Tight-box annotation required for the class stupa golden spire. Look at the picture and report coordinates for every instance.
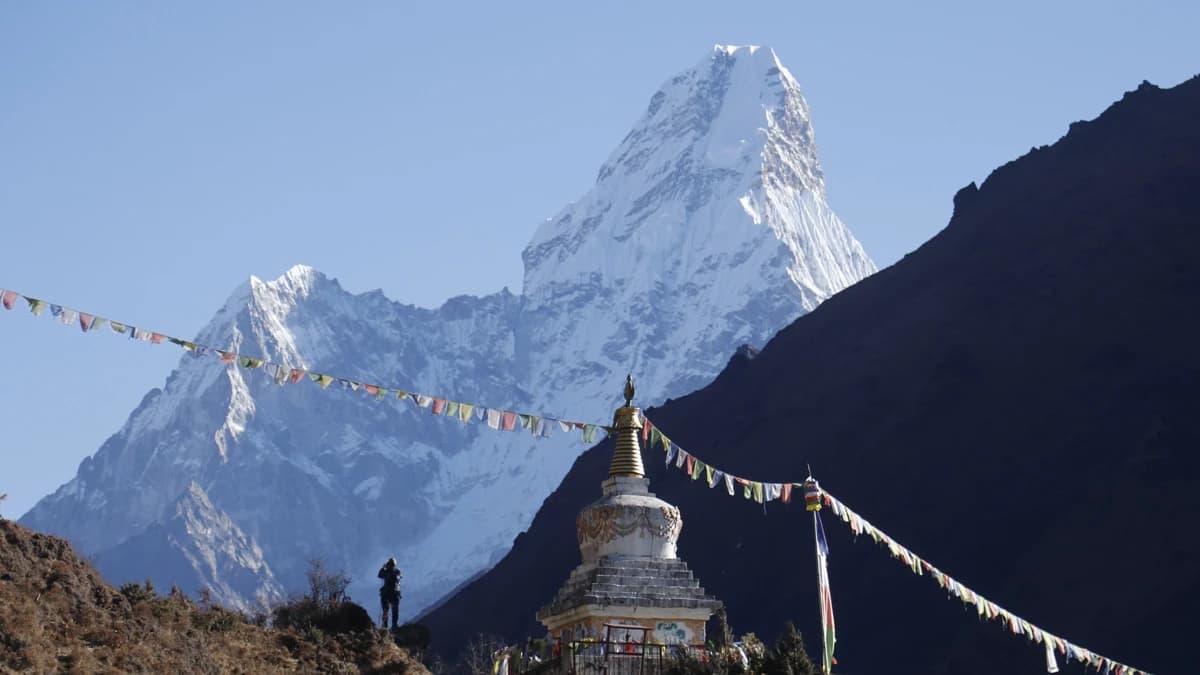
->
[607,374,645,478]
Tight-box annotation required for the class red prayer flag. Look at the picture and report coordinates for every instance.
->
[79,313,94,332]
[501,411,517,431]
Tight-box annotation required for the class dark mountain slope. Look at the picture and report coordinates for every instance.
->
[422,76,1200,675]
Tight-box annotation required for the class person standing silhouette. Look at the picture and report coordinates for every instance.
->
[378,557,402,629]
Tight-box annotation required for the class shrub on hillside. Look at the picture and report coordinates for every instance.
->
[272,558,373,638]
[118,579,156,606]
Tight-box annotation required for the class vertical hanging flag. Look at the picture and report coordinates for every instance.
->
[814,511,836,675]
[1045,639,1059,673]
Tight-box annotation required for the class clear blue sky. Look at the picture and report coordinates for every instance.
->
[1,1,1196,519]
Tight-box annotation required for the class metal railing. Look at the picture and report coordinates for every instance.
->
[520,638,705,667]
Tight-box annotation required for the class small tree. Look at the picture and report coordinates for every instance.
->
[306,558,350,608]
[273,558,371,636]
[459,634,507,675]
[763,623,817,675]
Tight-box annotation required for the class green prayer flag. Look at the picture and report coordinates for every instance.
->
[445,401,459,417]
[376,387,388,401]
[650,427,663,450]
[396,390,409,400]
[310,372,334,388]
[705,464,714,485]
[743,482,752,499]
[458,402,475,422]
[110,321,127,334]
[519,414,532,429]
[91,317,106,332]
[753,482,764,503]
[691,459,704,480]
[238,355,262,369]
[582,424,598,443]
[25,297,47,315]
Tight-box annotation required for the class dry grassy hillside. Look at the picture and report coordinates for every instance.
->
[0,518,428,674]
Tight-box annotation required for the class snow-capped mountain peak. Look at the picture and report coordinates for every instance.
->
[23,46,875,614]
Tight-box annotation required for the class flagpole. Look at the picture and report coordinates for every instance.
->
[812,508,824,673]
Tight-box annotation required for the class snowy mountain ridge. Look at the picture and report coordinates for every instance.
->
[23,45,875,613]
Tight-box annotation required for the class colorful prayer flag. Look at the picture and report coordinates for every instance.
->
[458,403,475,423]
[815,512,836,674]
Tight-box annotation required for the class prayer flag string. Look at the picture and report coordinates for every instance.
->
[0,286,610,444]
[642,414,1153,675]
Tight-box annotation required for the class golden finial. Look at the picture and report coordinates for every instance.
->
[609,375,645,478]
